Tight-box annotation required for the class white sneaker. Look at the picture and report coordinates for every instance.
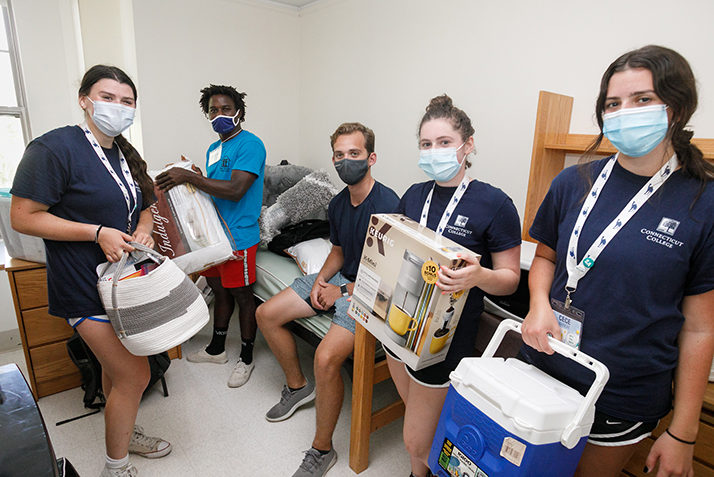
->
[99,462,138,477]
[128,425,172,459]
[186,346,228,364]
[227,359,255,388]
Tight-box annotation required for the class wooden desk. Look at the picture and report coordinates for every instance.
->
[3,251,180,400]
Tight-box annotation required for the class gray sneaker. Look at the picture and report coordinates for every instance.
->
[292,448,337,477]
[265,381,316,422]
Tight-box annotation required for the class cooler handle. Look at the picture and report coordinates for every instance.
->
[481,319,610,449]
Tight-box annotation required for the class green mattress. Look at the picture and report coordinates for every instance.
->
[254,246,333,339]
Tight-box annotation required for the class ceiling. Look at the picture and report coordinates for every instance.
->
[266,0,321,8]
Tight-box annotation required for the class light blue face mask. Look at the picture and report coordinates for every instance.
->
[418,142,465,182]
[602,104,669,158]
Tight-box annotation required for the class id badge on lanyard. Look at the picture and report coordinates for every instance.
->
[551,298,584,349]
[560,153,678,348]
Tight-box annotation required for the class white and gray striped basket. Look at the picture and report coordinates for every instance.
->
[97,242,209,356]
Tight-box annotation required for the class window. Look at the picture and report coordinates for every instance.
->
[0,0,30,189]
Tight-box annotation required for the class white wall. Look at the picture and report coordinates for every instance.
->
[4,0,714,336]
[131,0,301,172]
[297,0,714,214]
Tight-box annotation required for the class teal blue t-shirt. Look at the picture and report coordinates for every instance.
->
[205,130,266,250]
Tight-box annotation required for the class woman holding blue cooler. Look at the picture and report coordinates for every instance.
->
[521,45,714,477]
[386,95,522,477]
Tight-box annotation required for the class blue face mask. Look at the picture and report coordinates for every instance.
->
[602,104,669,158]
[211,111,241,135]
[418,143,465,182]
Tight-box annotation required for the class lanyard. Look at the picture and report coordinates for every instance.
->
[565,153,678,307]
[420,176,470,236]
[81,123,138,233]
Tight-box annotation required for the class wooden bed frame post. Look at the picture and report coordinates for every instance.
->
[350,323,376,472]
[523,91,573,241]
[350,322,406,473]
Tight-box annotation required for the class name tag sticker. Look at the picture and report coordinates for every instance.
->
[208,144,222,167]
[551,298,584,349]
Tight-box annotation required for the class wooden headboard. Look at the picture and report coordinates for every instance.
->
[523,91,714,242]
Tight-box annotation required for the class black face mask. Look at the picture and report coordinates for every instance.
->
[334,157,369,185]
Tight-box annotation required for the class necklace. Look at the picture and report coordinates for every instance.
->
[222,127,243,143]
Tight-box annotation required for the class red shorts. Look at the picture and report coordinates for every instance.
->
[200,244,258,288]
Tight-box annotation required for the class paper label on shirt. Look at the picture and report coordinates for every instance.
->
[551,298,584,349]
[208,144,222,167]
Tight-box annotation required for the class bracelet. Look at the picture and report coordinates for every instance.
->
[666,428,696,445]
[94,225,104,243]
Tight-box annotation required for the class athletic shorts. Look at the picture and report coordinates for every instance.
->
[67,314,110,328]
[200,244,257,288]
[384,346,452,388]
[587,410,659,446]
[290,271,355,334]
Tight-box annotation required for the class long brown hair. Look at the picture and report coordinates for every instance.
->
[79,65,155,207]
[583,46,713,184]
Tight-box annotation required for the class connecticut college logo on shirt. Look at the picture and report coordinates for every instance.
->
[640,217,684,249]
[444,215,472,238]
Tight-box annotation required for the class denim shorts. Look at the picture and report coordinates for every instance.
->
[290,272,355,334]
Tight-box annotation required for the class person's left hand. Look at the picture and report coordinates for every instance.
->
[132,230,154,249]
[314,279,340,310]
[644,431,695,477]
[437,253,484,294]
[154,167,196,191]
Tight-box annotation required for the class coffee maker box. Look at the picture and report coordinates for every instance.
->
[348,214,478,371]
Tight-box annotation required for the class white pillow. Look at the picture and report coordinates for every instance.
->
[285,238,332,275]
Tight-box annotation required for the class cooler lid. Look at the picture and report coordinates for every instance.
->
[451,357,586,433]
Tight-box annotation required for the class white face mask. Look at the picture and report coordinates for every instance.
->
[87,98,136,137]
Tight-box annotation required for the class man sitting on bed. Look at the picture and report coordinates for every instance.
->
[256,122,399,477]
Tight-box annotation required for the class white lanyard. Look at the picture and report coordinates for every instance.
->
[81,122,138,233]
[565,153,678,307]
[420,176,470,236]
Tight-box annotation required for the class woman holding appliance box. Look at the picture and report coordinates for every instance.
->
[387,94,522,477]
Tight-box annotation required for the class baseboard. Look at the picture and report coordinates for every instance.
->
[0,329,22,353]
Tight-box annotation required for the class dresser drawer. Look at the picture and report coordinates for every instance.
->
[23,308,73,347]
[29,341,82,398]
[13,268,48,310]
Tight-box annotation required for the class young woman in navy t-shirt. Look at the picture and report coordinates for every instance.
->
[386,95,522,477]
[522,46,714,477]
[11,65,171,477]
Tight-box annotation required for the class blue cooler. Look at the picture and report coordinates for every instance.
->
[429,319,609,477]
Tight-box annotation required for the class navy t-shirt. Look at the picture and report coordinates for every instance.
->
[524,157,714,421]
[328,181,399,281]
[397,179,522,368]
[11,125,146,319]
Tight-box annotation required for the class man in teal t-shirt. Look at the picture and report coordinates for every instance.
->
[156,84,265,388]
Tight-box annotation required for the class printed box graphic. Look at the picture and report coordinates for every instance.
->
[348,214,478,370]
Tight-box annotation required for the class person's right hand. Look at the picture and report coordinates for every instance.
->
[154,167,196,191]
[309,279,326,311]
[97,227,134,263]
[521,303,561,355]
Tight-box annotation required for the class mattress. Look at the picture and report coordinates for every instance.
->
[254,246,332,338]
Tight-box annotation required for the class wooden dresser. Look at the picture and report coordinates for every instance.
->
[2,250,180,400]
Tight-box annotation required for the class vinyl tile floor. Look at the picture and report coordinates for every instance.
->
[0,323,412,477]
